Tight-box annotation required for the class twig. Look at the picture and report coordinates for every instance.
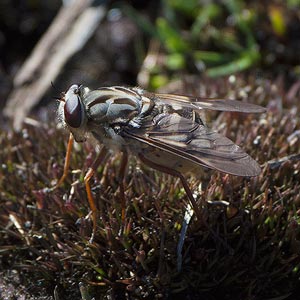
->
[4,0,106,130]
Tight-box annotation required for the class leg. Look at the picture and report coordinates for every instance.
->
[55,133,74,188]
[138,154,202,220]
[140,155,234,252]
[118,151,128,221]
[84,147,108,243]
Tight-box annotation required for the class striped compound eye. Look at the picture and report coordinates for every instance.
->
[64,85,83,128]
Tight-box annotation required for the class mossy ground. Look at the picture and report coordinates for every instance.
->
[1,76,300,299]
[1,1,300,299]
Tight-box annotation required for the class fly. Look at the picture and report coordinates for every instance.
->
[55,84,265,242]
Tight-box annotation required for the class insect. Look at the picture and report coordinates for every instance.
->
[55,84,265,241]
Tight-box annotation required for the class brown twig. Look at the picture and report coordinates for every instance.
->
[4,0,106,130]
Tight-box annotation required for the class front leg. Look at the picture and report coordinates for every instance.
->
[54,133,74,189]
[84,146,108,243]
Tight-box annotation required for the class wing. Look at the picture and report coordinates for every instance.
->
[123,113,261,176]
[147,92,266,113]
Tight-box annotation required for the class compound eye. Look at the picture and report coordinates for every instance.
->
[64,93,83,128]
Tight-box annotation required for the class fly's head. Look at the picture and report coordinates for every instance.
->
[58,84,89,143]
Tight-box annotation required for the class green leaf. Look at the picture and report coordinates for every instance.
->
[156,17,190,53]
[206,47,260,77]
[166,0,199,15]
[150,74,169,89]
[193,50,229,64]
[166,53,185,70]
[191,4,221,38]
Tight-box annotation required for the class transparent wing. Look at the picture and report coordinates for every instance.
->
[123,113,261,176]
[147,92,266,113]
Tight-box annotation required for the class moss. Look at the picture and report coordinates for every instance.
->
[1,75,300,299]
